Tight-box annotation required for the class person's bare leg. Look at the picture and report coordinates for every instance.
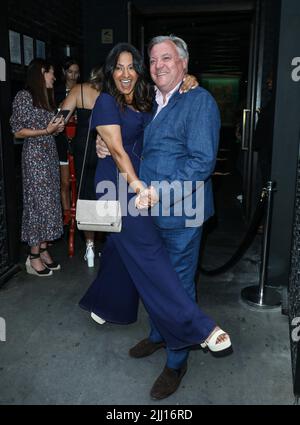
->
[84,232,95,267]
[84,231,94,243]
[29,244,47,271]
[40,242,53,263]
[60,164,70,223]
[40,242,61,270]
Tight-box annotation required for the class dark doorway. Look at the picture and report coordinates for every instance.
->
[129,2,258,224]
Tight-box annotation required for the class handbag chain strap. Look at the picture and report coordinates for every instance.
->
[77,110,119,200]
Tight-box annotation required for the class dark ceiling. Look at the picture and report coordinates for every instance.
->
[143,11,254,76]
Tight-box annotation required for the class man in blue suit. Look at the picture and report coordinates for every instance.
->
[97,35,221,400]
[133,35,221,399]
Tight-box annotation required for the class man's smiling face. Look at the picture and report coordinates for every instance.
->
[149,40,187,96]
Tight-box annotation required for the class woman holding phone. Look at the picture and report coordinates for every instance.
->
[10,58,65,276]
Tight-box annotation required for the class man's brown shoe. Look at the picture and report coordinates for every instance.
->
[129,338,165,358]
[150,363,188,400]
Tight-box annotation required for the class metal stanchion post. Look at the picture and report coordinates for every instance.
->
[241,181,281,308]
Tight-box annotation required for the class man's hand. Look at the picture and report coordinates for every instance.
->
[135,186,159,209]
[96,134,111,158]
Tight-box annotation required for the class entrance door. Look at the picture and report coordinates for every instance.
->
[241,0,264,221]
[128,0,260,222]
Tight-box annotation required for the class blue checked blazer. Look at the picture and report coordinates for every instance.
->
[139,86,220,229]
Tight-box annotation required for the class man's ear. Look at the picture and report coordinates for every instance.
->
[183,58,188,73]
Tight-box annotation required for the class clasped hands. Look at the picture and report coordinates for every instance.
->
[135,186,159,210]
[96,135,158,209]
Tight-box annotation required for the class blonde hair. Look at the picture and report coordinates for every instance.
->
[89,66,103,91]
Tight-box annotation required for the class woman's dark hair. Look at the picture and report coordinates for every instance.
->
[62,57,80,72]
[61,57,81,82]
[102,43,153,112]
[26,58,56,111]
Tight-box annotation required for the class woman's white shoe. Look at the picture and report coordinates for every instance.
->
[84,242,95,268]
[91,312,106,325]
[201,328,232,356]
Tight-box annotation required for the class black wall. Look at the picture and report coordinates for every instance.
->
[268,0,300,288]
[289,155,300,396]
[268,0,300,394]
[0,0,19,284]
[8,0,84,86]
[81,0,128,79]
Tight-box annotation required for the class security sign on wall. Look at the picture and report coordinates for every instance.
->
[101,29,113,44]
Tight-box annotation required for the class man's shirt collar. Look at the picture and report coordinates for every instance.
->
[154,81,182,107]
[153,81,182,119]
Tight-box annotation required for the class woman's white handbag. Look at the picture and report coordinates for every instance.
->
[76,199,122,232]
[75,114,122,233]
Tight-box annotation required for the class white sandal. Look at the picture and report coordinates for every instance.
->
[201,328,232,355]
[84,242,95,268]
[91,312,106,325]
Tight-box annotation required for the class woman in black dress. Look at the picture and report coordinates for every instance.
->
[54,58,81,225]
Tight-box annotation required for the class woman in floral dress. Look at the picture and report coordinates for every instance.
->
[10,58,65,277]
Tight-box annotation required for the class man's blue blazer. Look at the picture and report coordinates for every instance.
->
[139,86,220,229]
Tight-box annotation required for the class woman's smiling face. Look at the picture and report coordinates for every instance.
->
[113,51,138,102]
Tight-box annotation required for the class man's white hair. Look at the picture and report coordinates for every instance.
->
[148,35,189,62]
